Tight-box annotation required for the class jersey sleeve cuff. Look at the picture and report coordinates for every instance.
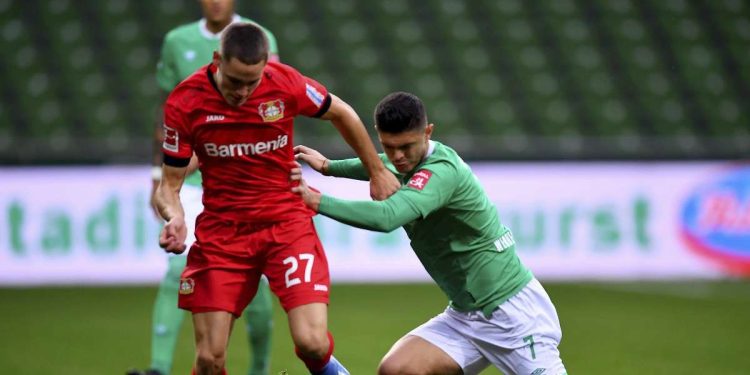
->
[312,94,332,118]
[163,153,191,167]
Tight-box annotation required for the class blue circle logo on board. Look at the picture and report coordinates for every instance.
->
[681,165,750,274]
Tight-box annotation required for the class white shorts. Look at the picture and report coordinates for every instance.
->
[179,184,203,252]
[409,278,567,375]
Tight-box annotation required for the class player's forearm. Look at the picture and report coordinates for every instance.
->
[328,102,387,178]
[318,193,420,232]
[155,185,184,222]
[155,166,186,221]
[327,158,370,180]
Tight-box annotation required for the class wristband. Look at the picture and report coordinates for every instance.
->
[151,166,162,181]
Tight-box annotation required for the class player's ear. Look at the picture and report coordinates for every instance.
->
[425,123,434,140]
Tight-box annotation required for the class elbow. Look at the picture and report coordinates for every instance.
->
[371,220,402,233]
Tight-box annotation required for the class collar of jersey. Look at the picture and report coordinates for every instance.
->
[206,64,222,98]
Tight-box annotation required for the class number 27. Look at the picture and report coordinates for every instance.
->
[283,253,315,288]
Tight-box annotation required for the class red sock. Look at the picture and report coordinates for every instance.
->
[295,331,335,372]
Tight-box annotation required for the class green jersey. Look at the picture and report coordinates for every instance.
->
[320,141,532,317]
[156,15,279,187]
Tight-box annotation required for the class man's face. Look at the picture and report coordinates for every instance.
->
[378,124,433,174]
[213,52,265,107]
[200,0,234,23]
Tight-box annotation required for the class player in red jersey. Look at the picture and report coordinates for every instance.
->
[154,23,400,375]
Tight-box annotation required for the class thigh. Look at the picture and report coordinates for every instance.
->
[192,311,235,354]
[287,302,328,346]
[380,335,467,375]
[406,311,490,375]
[263,218,330,311]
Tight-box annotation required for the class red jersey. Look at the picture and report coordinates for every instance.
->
[162,61,331,222]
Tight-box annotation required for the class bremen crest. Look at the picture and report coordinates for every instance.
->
[258,99,285,122]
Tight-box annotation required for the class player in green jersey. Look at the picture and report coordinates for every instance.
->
[291,92,567,375]
[129,1,278,375]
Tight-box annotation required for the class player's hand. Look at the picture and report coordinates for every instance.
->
[294,145,329,175]
[369,169,400,201]
[290,161,304,184]
[159,216,187,254]
[291,174,322,211]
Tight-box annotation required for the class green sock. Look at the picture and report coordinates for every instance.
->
[149,256,188,375]
[244,278,274,375]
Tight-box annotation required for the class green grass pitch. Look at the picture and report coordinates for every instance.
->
[0,281,747,374]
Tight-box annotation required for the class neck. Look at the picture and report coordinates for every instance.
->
[206,18,232,34]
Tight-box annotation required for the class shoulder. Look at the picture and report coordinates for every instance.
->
[426,142,463,169]
[416,142,467,183]
[262,61,306,88]
[166,66,210,109]
[163,21,200,44]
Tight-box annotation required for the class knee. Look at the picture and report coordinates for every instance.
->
[293,330,330,358]
[195,347,226,372]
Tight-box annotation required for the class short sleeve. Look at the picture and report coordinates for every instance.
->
[162,96,193,165]
[286,67,331,118]
[156,33,180,92]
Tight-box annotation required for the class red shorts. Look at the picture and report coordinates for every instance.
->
[178,212,330,316]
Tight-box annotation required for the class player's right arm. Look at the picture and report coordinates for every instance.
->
[155,163,188,254]
[155,93,194,254]
[150,31,182,218]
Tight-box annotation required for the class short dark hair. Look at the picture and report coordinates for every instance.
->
[374,92,427,133]
[220,23,269,65]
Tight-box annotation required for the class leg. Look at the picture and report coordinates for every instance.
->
[149,256,188,375]
[378,335,463,375]
[263,218,346,374]
[243,278,273,375]
[288,303,329,359]
[288,303,349,375]
[192,311,235,375]
[287,303,348,375]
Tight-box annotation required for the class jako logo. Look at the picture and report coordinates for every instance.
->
[204,135,288,157]
[680,166,750,275]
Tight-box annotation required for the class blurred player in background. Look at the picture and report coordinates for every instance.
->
[129,1,279,375]
[292,92,568,375]
[155,23,399,375]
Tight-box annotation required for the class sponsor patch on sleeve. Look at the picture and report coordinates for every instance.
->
[407,169,433,191]
[162,124,179,153]
[305,83,324,108]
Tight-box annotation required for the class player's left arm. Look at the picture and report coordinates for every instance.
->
[293,163,457,232]
[294,144,374,181]
[319,95,400,200]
